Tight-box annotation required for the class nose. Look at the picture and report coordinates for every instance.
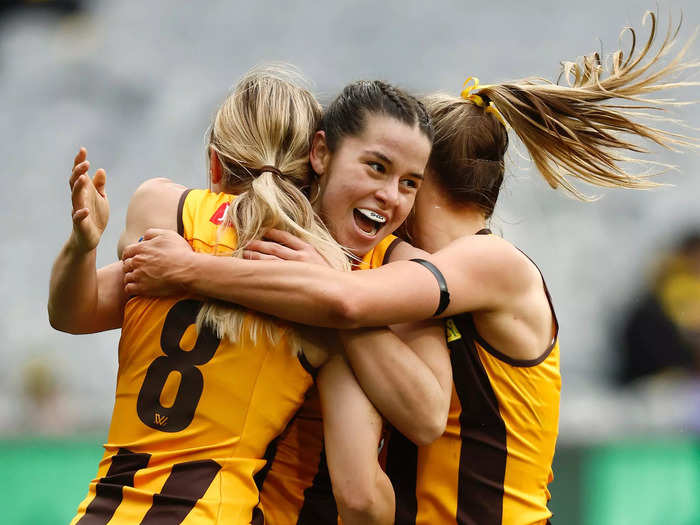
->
[375,178,400,209]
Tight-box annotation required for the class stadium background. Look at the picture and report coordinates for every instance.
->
[1,0,699,523]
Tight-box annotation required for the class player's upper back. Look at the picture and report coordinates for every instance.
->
[84,189,315,524]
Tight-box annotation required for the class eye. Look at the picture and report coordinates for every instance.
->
[367,161,386,173]
[401,178,419,189]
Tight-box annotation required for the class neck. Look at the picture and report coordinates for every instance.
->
[411,190,487,253]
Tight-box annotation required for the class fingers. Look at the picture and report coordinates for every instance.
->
[71,173,90,210]
[263,228,308,250]
[243,249,283,261]
[142,228,172,241]
[246,239,297,260]
[70,160,90,189]
[72,207,89,224]
[73,147,87,169]
[121,241,142,260]
[92,169,107,198]
[122,269,140,297]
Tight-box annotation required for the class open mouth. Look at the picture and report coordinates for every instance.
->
[353,208,387,236]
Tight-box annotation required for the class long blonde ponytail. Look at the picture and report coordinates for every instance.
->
[198,66,350,351]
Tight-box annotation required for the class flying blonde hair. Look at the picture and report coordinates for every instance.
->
[198,66,350,352]
[426,11,699,214]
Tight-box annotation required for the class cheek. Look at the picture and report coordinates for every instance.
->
[393,195,416,227]
[318,190,347,235]
[413,191,430,218]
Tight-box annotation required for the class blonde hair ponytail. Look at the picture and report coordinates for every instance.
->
[198,66,350,351]
[476,11,699,198]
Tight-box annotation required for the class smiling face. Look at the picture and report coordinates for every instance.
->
[312,113,432,257]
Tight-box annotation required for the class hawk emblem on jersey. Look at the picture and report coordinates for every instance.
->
[445,319,462,342]
[209,203,230,225]
[154,413,168,426]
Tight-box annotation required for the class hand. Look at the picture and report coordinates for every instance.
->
[69,147,109,253]
[243,229,331,266]
[122,229,194,296]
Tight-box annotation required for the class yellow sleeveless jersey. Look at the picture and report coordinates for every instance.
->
[257,234,402,525]
[71,189,315,525]
[385,229,560,525]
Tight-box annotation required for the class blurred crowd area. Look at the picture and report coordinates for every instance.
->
[1,0,699,446]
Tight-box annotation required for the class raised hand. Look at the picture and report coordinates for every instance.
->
[244,229,331,266]
[69,147,109,253]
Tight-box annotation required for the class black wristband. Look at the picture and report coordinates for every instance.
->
[410,258,450,316]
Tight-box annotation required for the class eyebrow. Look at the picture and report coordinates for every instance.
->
[365,150,393,166]
[364,150,424,180]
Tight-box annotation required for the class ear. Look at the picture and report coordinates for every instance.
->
[209,147,223,185]
[309,130,330,178]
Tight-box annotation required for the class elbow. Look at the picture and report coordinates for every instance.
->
[48,304,67,333]
[411,414,447,446]
[48,305,82,335]
[333,480,379,520]
[327,284,365,330]
[329,277,379,330]
[406,404,448,446]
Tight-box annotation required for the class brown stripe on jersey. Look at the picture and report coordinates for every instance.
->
[76,448,151,525]
[254,434,281,491]
[176,188,192,237]
[297,449,338,524]
[382,237,404,264]
[385,428,418,525]
[140,459,221,524]
[450,313,507,525]
[298,352,319,379]
[251,433,283,525]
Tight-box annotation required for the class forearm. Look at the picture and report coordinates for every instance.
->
[342,327,449,445]
[318,355,395,525]
[337,470,394,525]
[184,253,357,327]
[48,236,124,334]
[48,236,99,333]
[181,252,437,328]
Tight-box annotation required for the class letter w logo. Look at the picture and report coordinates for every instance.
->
[154,413,168,426]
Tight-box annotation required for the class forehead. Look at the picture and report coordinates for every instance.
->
[346,113,431,172]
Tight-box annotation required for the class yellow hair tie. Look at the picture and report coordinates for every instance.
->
[460,76,508,128]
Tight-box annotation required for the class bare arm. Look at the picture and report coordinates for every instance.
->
[124,230,454,443]
[341,320,452,446]
[318,354,394,525]
[123,229,534,328]
[48,148,124,333]
[48,148,186,334]
[123,230,437,327]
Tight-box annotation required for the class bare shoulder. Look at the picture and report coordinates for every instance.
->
[432,234,542,314]
[386,239,428,262]
[133,177,187,201]
[117,178,187,258]
[129,178,186,226]
[450,234,537,285]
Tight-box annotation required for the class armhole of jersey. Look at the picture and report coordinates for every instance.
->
[176,188,193,237]
[298,352,319,380]
[382,236,404,264]
[470,314,558,368]
[470,229,559,367]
